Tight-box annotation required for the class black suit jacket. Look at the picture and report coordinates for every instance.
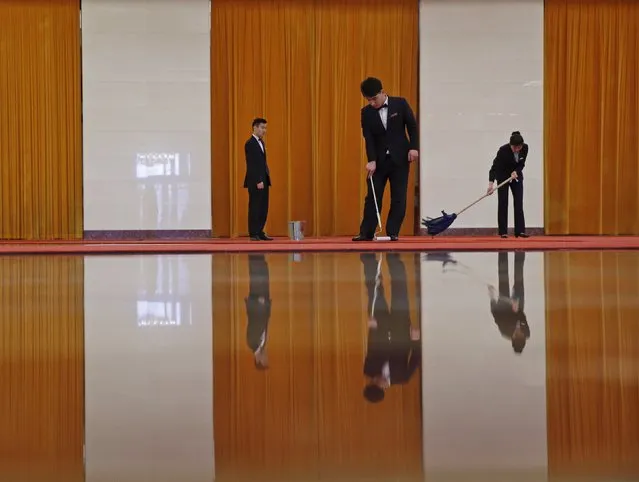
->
[361,96,418,165]
[488,143,528,182]
[243,136,271,188]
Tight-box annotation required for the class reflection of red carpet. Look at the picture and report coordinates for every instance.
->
[1,236,639,254]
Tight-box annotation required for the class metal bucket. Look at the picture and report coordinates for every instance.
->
[288,221,305,241]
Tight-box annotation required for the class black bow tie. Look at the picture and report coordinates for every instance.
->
[376,104,388,111]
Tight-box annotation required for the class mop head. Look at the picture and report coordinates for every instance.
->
[422,211,457,236]
[374,235,391,241]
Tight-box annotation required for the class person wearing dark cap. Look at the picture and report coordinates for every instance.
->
[353,77,418,242]
[488,251,529,354]
[487,131,530,238]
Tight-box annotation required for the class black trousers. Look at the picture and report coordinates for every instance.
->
[247,186,269,236]
[498,251,525,310]
[497,178,525,235]
[359,158,409,237]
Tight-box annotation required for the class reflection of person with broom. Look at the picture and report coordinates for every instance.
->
[422,251,529,353]
[489,251,529,354]
[361,253,421,403]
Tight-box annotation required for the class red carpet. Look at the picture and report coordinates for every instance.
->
[1,236,638,254]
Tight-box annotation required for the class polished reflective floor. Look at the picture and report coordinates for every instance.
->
[1,251,638,482]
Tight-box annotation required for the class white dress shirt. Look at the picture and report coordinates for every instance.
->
[378,96,389,130]
[252,134,264,153]
[378,96,389,155]
[382,361,391,384]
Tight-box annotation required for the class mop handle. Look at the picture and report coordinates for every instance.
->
[370,176,383,229]
[456,177,513,217]
[371,255,382,318]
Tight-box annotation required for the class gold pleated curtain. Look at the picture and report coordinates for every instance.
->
[545,0,639,234]
[0,256,85,482]
[211,0,418,237]
[0,0,83,240]
[545,251,639,478]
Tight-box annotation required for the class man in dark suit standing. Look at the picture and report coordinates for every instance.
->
[244,118,272,241]
[353,77,419,242]
[487,131,530,238]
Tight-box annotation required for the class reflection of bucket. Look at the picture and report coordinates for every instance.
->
[290,253,303,263]
[288,221,305,241]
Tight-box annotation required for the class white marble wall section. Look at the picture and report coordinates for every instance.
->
[419,0,544,229]
[84,255,214,482]
[82,0,211,231]
[420,251,547,481]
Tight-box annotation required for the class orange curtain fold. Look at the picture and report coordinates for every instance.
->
[0,0,83,240]
[544,0,639,234]
[545,251,639,478]
[0,255,85,482]
[212,253,422,481]
[211,0,418,237]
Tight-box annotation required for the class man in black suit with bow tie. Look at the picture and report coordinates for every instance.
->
[244,118,272,241]
[353,77,419,242]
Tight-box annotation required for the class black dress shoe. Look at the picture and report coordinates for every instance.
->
[389,235,399,241]
[500,234,508,239]
[249,235,261,241]
[515,233,530,238]
[259,233,273,241]
[352,234,373,242]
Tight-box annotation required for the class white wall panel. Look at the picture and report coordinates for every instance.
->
[420,251,547,481]
[84,254,214,481]
[82,0,211,231]
[419,0,544,230]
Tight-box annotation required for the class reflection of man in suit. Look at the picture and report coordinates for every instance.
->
[245,254,271,368]
[489,251,529,354]
[361,253,421,403]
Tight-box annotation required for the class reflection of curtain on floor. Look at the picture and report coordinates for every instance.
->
[212,253,422,481]
[0,256,84,481]
[0,0,83,240]
[544,251,639,477]
[545,0,639,234]
[211,0,418,237]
